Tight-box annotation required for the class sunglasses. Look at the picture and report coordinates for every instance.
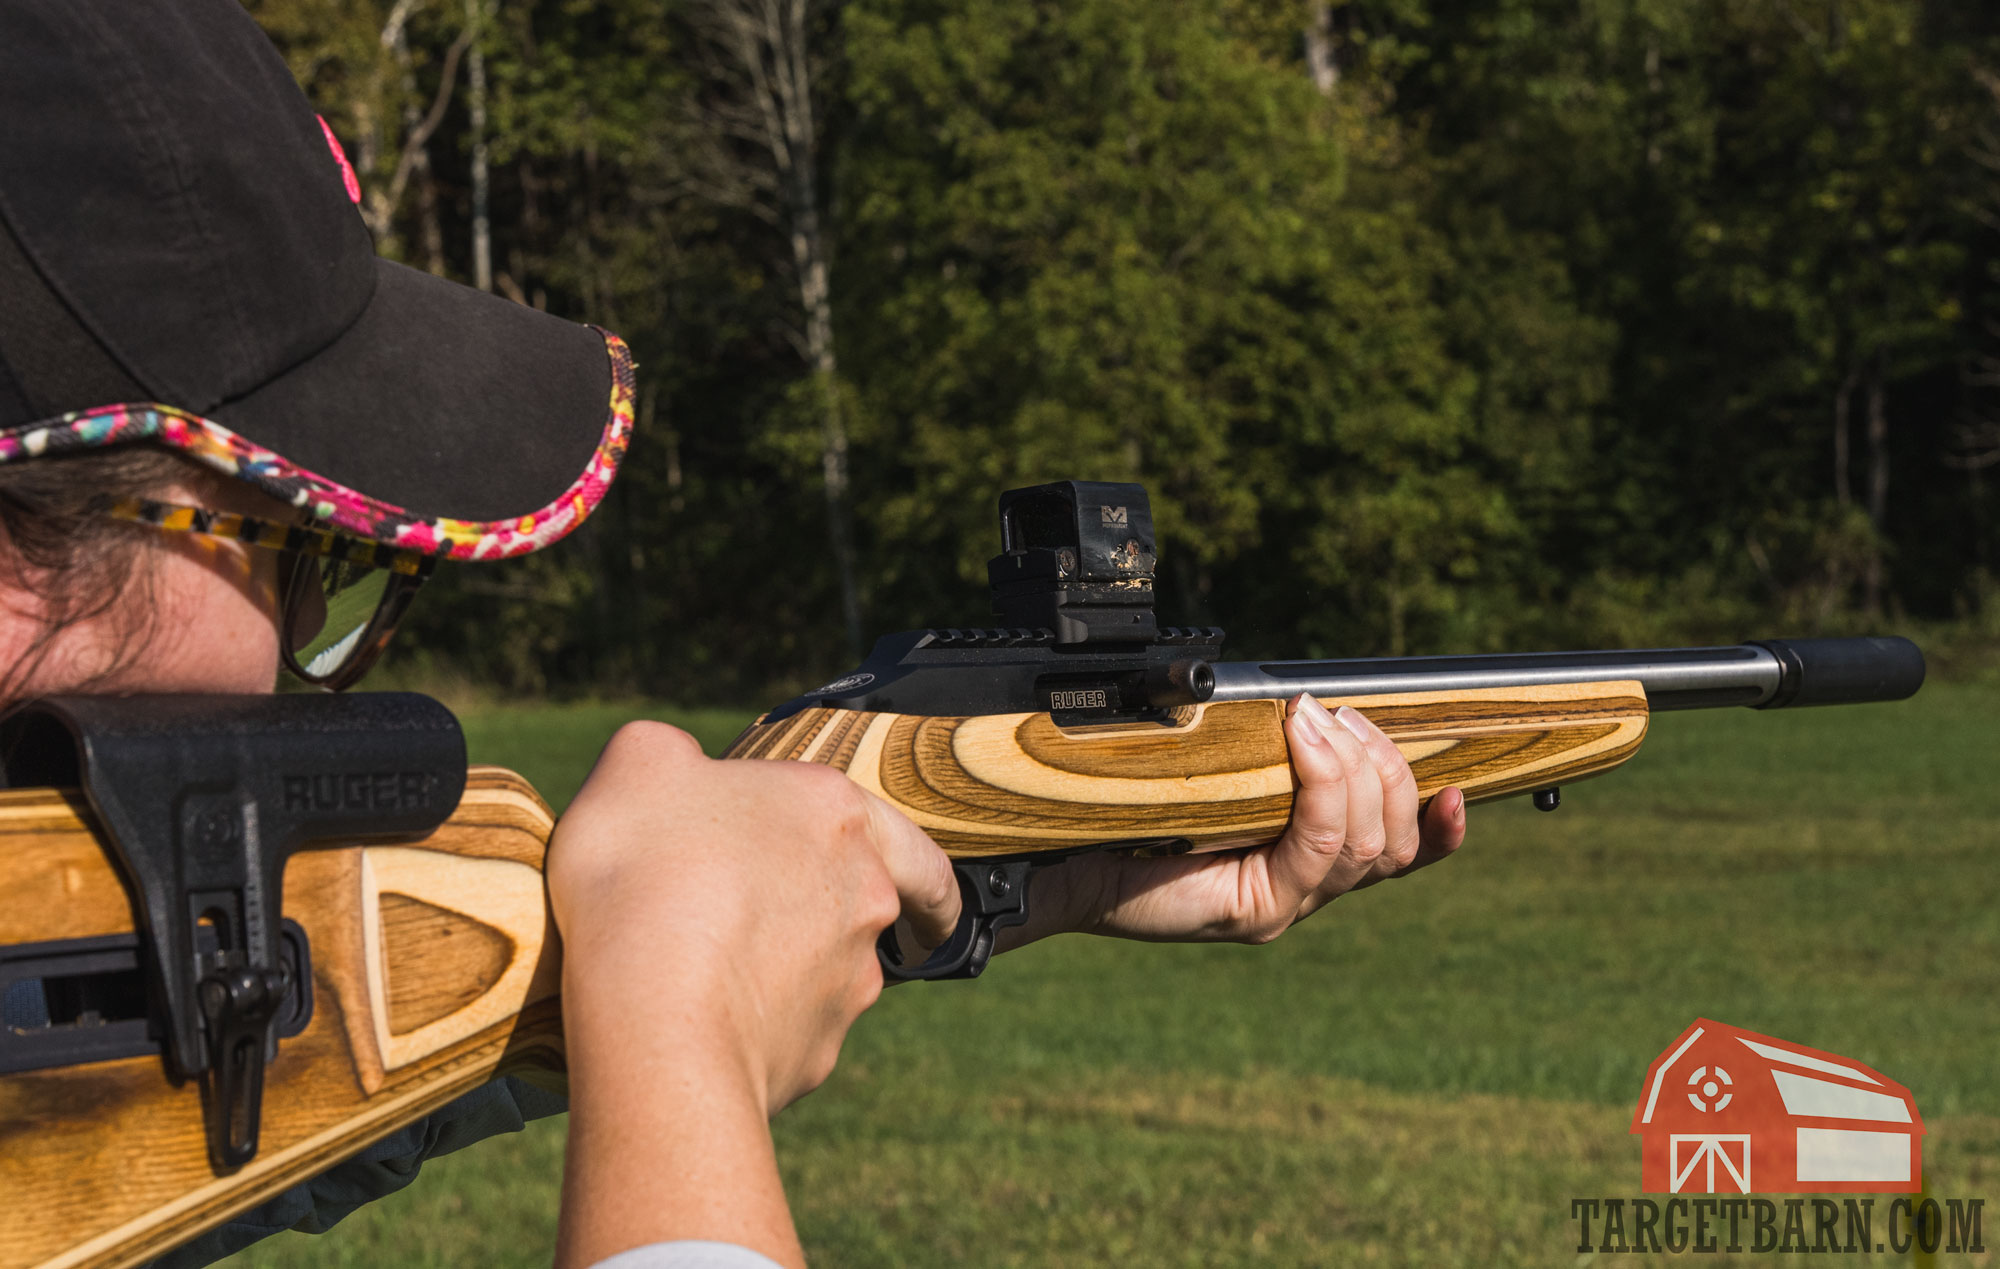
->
[104,497,435,691]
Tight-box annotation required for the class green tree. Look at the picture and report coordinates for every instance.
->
[240,0,2000,697]
[1379,0,1986,629]
[836,0,1608,656]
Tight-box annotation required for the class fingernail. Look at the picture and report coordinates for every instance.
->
[1447,788,1465,818]
[1334,706,1371,741]
[1288,692,1336,740]
[1292,695,1330,743]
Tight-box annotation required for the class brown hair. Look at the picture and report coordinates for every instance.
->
[0,446,189,705]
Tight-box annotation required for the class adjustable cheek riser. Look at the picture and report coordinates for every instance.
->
[0,694,465,1173]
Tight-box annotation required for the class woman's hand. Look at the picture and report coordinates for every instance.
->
[1002,695,1468,949]
[549,721,959,1269]
[547,701,1463,1266]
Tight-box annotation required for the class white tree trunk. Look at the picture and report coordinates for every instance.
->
[467,0,492,292]
[1863,363,1889,616]
[695,0,863,657]
[1304,2,1337,97]
[360,3,472,258]
[1834,365,1856,506]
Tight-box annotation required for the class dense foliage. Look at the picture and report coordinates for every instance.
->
[254,0,2000,699]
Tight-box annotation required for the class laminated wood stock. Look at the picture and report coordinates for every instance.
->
[724,679,1651,855]
[0,679,1647,1268]
[0,769,564,1269]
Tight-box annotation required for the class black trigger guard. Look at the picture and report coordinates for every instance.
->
[878,858,1039,981]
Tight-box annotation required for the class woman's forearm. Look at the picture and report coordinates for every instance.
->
[555,979,804,1269]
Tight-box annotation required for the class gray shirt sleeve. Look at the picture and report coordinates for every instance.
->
[590,1241,787,1269]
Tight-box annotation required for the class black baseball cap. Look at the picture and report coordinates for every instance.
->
[0,0,631,558]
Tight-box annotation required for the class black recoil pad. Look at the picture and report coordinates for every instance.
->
[1752,636,1926,709]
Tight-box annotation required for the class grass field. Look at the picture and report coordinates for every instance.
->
[226,686,1998,1267]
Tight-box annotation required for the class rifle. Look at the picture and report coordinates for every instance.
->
[0,480,1924,1268]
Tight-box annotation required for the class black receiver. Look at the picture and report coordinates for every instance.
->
[775,481,1219,730]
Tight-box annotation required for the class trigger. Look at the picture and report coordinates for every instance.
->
[877,858,1037,982]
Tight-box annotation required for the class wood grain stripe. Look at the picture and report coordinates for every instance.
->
[778,713,830,761]
[728,680,1650,857]
[822,710,874,770]
[380,896,511,1036]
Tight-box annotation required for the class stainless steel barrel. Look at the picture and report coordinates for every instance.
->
[1207,636,1924,712]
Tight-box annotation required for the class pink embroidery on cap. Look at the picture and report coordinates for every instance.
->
[317,114,362,205]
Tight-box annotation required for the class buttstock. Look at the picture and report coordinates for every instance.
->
[0,767,562,1269]
[725,679,1650,856]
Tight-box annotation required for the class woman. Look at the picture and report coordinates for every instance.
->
[0,2,1468,1266]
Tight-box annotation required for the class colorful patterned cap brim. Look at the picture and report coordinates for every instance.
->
[0,328,634,562]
